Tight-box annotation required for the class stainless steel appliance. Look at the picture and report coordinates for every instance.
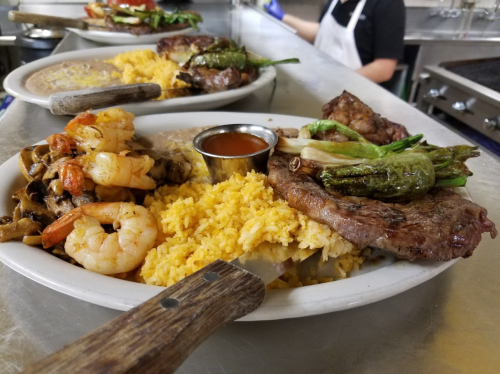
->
[0,5,21,89]
[416,57,500,154]
[15,27,65,65]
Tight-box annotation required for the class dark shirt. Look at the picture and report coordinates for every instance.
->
[320,0,406,66]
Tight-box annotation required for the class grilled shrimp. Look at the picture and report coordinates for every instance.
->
[64,108,135,153]
[41,202,158,274]
[58,152,157,196]
[58,160,86,196]
[79,152,156,189]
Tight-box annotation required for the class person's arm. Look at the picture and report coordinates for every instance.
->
[361,0,405,83]
[281,14,320,43]
[356,58,398,83]
[264,0,320,43]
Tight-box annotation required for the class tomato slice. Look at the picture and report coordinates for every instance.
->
[84,6,95,18]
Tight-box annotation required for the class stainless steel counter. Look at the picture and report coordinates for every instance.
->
[1,4,499,374]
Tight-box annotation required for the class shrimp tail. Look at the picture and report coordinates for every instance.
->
[58,161,86,196]
[64,110,97,131]
[46,134,76,154]
[41,208,84,248]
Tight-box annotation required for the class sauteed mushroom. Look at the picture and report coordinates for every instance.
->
[72,190,97,207]
[45,192,75,217]
[0,218,42,242]
[19,145,66,183]
[19,146,36,182]
[130,147,192,185]
[43,156,73,182]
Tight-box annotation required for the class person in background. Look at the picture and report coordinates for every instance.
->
[264,0,406,84]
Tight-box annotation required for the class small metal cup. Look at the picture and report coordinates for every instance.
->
[193,124,278,184]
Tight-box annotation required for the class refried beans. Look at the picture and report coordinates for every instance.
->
[25,60,122,96]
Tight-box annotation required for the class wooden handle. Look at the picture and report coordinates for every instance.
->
[8,11,89,30]
[23,260,266,373]
[48,83,163,115]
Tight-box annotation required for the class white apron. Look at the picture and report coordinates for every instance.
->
[314,0,367,70]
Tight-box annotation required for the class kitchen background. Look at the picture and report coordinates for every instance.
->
[1,0,500,156]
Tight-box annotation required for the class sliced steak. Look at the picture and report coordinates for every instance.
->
[319,91,411,145]
[267,153,497,261]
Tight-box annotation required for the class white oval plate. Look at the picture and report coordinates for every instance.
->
[67,27,194,45]
[0,112,459,321]
[3,46,276,116]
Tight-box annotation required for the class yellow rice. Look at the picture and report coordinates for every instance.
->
[140,146,364,288]
[105,49,191,100]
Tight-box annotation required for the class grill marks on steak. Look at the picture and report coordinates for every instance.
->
[177,67,243,93]
[319,91,411,145]
[267,153,497,261]
[177,67,257,94]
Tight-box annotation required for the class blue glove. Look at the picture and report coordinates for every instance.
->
[264,0,285,21]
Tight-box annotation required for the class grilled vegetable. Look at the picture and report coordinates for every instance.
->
[319,153,436,199]
[277,120,423,159]
[110,16,141,25]
[109,5,203,30]
[183,38,299,70]
[190,52,248,70]
[189,52,300,70]
[282,120,479,199]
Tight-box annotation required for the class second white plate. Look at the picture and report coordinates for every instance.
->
[3,45,276,116]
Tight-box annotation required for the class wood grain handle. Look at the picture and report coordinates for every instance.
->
[8,11,88,30]
[48,83,163,115]
[23,260,266,373]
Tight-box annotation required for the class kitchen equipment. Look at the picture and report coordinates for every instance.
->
[416,57,500,150]
[15,29,63,65]
[0,5,22,89]
[8,11,66,65]
[21,247,315,373]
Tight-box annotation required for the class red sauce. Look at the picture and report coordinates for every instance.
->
[202,132,269,156]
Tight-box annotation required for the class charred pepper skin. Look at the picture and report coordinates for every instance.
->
[319,153,436,200]
[190,52,248,70]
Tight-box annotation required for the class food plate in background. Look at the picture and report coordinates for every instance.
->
[3,46,276,116]
[0,112,460,321]
[67,26,194,45]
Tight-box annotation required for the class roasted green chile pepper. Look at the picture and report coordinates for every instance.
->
[190,52,248,70]
[319,152,436,199]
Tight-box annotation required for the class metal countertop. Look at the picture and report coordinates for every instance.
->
[1,4,499,374]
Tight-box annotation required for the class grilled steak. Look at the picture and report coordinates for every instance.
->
[319,91,410,145]
[157,35,227,57]
[104,15,192,36]
[177,67,243,93]
[268,153,497,261]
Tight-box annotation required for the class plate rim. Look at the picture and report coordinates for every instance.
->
[67,27,194,45]
[67,26,194,39]
[0,111,460,321]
